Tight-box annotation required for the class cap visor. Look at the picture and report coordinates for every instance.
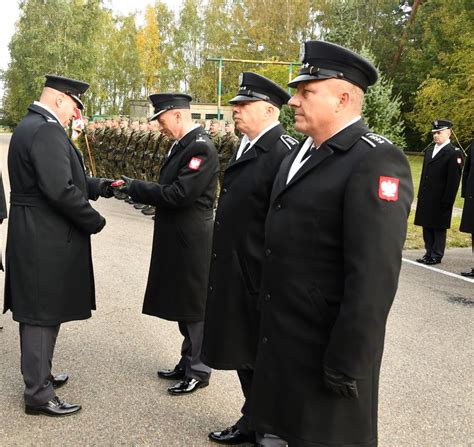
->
[228,95,262,104]
[68,94,84,110]
[431,127,449,132]
[288,74,333,88]
[148,109,167,122]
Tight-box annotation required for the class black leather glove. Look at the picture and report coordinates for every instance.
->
[323,365,358,399]
[98,178,114,198]
[117,175,134,195]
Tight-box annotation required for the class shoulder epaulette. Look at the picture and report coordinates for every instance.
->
[361,132,392,148]
[196,135,207,143]
[280,134,298,150]
[42,115,58,124]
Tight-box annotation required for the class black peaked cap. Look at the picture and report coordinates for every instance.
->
[229,72,290,109]
[148,93,193,121]
[45,74,89,110]
[288,41,378,92]
[431,119,453,132]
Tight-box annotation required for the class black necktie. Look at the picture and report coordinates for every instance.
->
[301,145,314,162]
[237,142,251,160]
[167,142,178,159]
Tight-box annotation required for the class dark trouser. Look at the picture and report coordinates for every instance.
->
[177,321,211,382]
[19,323,60,406]
[236,368,254,435]
[423,227,447,259]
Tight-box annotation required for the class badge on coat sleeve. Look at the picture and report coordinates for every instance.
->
[378,176,399,201]
[188,157,202,170]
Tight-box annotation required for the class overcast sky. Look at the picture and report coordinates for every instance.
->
[0,0,183,97]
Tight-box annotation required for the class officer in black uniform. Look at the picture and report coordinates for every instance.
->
[460,137,474,276]
[414,120,463,264]
[3,75,113,417]
[116,94,218,395]
[202,72,297,445]
[249,41,413,447]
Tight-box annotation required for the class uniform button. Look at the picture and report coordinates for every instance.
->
[265,249,271,257]
[264,293,271,301]
[275,203,281,210]
[222,188,228,193]
[212,252,217,259]
[262,336,268,344]
[209,285,213,292]
[215,220,220,228]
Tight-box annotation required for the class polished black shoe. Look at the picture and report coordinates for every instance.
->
[134,203,147,209]
[424,257,441,265]
[52,373,69,389]
[142,206,156,216]
[25,396,81,417]
[157,366,185,380]
[460,269,474,277]
[209,425,256,445]
[416,255,429,263]
[167,377,209,395]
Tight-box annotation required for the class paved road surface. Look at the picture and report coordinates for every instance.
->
[0,134,472,446]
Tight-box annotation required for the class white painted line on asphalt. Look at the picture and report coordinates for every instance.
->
[402,258,474,284]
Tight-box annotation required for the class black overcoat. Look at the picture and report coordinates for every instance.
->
[414,143,463,229]
[250,120,413,447]
[460,142,473,233]
[128,126,218,322]
[0,172,7,220]
[201,124,297,370]
[3,104,105,326]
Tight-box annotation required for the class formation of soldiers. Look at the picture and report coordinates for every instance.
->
[76,116,240,215]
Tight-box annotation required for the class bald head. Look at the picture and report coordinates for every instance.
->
[39,87,78,128]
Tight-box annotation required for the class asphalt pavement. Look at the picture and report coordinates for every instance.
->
[0,134,472,446]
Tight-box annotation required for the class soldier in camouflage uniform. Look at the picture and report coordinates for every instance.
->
[209,119,222,149]
[82,122,97,175]
[113,117,131,179]
[92,120,106,177]
[141,122,174,216]
[218,120,240,183]
[122,120,139,178]
[132,119,153,209]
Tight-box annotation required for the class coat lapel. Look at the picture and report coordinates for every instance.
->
[28,104,87,173]
[272,120,369,202]
[428,146,448,164]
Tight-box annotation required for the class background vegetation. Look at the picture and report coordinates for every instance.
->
[1,0,473,150]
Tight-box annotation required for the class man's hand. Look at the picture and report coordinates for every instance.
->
[111,175,134,195]
[323,365,359,398]
[98,178,115,198]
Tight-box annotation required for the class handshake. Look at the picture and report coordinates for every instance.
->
[98,176,134,198]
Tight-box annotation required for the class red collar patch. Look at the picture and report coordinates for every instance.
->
[188,157,202,170]
[378,176,399,201]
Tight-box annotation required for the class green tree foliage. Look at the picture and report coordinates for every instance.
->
[360,47,406,148]
[392,0,473,148]
[2,0,472,154]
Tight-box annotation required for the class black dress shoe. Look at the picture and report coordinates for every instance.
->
[424,257,441,265]
[209,425,256,445]
[52,373,69,389]
[416,255,429,263]
[460,269,474,277]
[134,203,147,209]
[142,206,156,216]
[25,396,81,417]
[157,366,185,380]
[167,377,209,395]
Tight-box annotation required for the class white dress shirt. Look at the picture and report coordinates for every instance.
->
[235,121,280,160]
[432,139,450,158]
[287,115,361,183]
